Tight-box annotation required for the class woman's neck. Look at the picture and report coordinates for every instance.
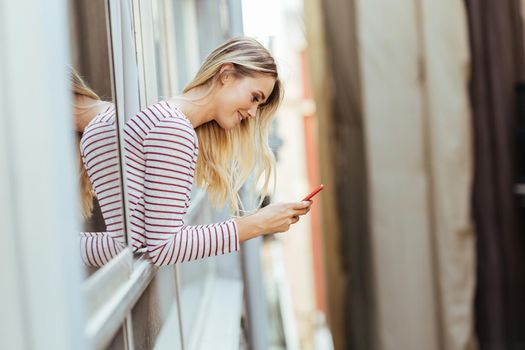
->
[169,86,217,129]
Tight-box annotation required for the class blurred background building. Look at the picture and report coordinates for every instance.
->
[1,0,525,349]
[303,0,525,349]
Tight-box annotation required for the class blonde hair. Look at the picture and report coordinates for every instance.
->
[183,37,283,215]
[70,67,101,219]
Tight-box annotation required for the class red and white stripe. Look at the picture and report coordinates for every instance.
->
[79,106,126,266]
[79,101,239,267]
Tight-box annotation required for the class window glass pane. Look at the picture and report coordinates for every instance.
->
[148,2,243,347]
[69,0,127,275]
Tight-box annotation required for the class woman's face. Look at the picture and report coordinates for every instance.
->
[214,72,276,130]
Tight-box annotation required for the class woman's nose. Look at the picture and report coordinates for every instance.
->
[248,105,257,118]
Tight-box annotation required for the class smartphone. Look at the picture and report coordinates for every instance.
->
[302,184,324,201]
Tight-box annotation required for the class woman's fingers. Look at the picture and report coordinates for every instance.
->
[291,201,312,210]
[268,201,312,233]
[289,201,312,215]
[293,206,311,216]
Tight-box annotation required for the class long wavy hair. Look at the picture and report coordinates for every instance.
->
[70,67,105,219]
[183,37,283,216]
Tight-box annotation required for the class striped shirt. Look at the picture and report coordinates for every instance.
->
[79,105,126,266]
[79,101,239,267]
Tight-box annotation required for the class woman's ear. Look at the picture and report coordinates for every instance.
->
[218,63,235,85]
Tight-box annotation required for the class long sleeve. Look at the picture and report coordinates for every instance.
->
[79,231,125,267]
[137,118,239,266]
[78,108,126,267]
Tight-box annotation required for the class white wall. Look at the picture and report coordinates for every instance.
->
[0,0,87,349]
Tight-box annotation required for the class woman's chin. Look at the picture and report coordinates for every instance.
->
[215,115,240,130]
[216,120,236,130]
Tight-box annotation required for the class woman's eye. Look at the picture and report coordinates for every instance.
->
[252,95,260,103]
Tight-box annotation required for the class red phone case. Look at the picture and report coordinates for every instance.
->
[302,184,324,201]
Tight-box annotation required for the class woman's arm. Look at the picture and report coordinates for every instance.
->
[79,231,125,267]
[79,110,126,267]
[141,119,239,266]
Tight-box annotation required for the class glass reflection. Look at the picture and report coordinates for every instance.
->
[73,68,125,267]
[69,0,126,271]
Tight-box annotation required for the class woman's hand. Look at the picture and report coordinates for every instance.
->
[235,201,312,242]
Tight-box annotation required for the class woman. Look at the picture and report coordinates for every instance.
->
[80,37,312,267]
[72,69,126,266]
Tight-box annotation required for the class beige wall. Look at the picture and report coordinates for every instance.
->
[358,0,476,348]
[419,2,476,349]
[359,0,475,348]
[358,1,440,348]
[305,0,476,348]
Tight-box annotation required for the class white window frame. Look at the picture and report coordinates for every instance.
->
[79,1,256,349]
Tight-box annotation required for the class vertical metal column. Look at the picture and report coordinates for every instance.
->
[239,185,269,350]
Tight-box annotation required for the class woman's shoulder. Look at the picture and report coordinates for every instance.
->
[152,100,194,130]
[80,103,116,141]
[83,103,115,127]
[129,101,197,143]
